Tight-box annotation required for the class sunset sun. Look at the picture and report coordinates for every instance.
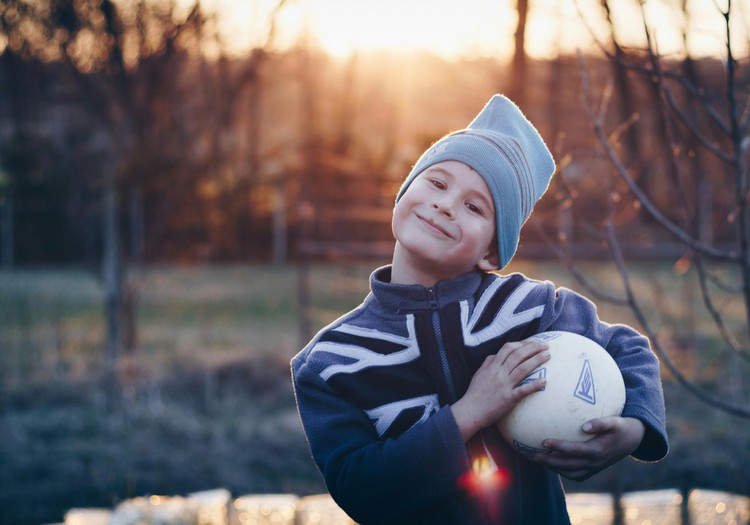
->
[293,0,515,59]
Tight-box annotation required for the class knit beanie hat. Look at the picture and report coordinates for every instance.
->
[396,94,556,270]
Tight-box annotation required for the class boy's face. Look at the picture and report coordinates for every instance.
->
[392,160,498,282]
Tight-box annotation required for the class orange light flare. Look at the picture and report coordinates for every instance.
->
[458,456,511,495]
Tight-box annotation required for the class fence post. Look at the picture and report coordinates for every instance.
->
[297,259,311,347]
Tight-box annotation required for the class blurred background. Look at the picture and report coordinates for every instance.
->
[1,0,750,523]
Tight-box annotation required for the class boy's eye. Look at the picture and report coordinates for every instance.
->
[430,179,446,190]
[466,202,483,215]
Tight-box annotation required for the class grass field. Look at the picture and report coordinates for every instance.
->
[1,261,749,524]
[0,263,377,378]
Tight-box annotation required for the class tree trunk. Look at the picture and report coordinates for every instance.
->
[508,0,529,105]
[1,190,13,270]
[102,161,121,375]
[129,184,145,266]
[273,181,287,264]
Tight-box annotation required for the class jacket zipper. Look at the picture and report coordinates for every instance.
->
[428,288,458,402]
[429,289,512,523]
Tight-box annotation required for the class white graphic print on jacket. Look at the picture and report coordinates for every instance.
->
[461,279,544,346]
[310,314,421,381]
[311,276,544,437]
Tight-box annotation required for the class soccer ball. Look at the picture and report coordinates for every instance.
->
[497,331,626,455]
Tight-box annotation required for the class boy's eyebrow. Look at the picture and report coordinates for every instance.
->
[428,166,455,179]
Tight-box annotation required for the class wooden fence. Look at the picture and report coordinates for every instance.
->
[59,487,750,525]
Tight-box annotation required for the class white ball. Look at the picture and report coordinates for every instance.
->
[497,331,626,455]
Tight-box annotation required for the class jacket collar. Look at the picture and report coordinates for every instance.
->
[368,265,483,313]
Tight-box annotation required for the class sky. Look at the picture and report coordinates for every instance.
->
[194,0,750,60]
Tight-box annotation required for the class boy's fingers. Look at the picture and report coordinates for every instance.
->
[541,438,595,457]
[511,377,547,402]
[479,353,497,369]
[500,340,549,368]
[506,345,550,382]
[496,341,525,364]
[507,348,550,384]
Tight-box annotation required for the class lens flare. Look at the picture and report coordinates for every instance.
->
[458,455,511,494]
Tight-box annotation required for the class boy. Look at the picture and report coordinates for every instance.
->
[291,95,668,524]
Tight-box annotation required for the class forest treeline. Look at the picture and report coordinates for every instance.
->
[0,1,742,267]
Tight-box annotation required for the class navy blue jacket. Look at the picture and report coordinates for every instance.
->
[291,267,668,524]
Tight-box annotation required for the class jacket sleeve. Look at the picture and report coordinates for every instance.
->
[524,279,668,462]
[291,351,472,524]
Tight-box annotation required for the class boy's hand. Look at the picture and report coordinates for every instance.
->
[532,416,645,481]
[451,339,550,443]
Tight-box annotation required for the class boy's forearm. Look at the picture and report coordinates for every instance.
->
[450,398,483,443]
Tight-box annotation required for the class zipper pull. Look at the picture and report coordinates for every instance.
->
[427,288,438,309]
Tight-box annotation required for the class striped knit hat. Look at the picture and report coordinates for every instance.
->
[396,94,556,270]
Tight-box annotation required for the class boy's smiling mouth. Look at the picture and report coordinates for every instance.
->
[416,213,454,239]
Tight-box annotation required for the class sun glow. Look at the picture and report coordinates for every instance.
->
[202,0,750,60]
[293,0,515,59]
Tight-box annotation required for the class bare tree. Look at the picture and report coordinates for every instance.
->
[508,0,530,105]
[0,0,209,378]
[1,0,293,378]
[563,1,750,418]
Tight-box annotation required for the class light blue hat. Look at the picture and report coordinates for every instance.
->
[396,94,556,270]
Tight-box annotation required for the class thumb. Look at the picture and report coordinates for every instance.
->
[582,416,618,434]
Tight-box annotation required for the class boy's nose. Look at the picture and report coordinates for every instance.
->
[432,199,455,219]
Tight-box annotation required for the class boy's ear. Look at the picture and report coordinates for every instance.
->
[477,249,501,272]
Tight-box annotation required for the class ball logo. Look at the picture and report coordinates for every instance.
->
[513,440,549,456]
[531,332,561,342]
[517,367,546,390]
[573,359,596,405]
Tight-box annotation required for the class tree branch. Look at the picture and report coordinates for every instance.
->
[605,218,750,418]
[692,253,750,364]
[533,207,628,307]
[578,52,739,263]
[720,0,750,341]
[575,0,732,139]
[571,0,750,421]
